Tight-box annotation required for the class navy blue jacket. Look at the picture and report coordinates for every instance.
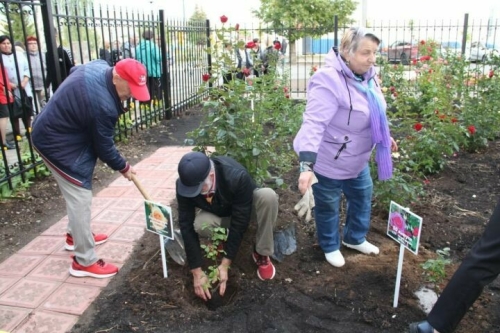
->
[32,60,128,189]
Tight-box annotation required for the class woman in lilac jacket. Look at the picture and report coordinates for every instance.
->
[294,28,398,267]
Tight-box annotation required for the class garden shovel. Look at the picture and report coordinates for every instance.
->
[131,175,187,266]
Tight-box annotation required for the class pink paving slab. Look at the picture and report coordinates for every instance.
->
[94,186,129,198]
[0,277,60,308]
[108,197,144,211]
[18,236,65,255]
[41,283,102,315]
[0,305,32,332]
[124,210,147,227]
[0,254,46,277]
[0,276,20,295]
[95,241,135,263]
[10,309,78,333]
[27,256,72,282]
[109,225,145,243]
[92,209,134,225]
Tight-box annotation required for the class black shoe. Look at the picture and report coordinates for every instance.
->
[409,321,435,333]
[3,142,15,150]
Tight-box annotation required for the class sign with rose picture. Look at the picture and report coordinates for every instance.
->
[387,201,422,255]
[144,200,174,240]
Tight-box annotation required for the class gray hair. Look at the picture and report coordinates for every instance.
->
[339,27,380,57]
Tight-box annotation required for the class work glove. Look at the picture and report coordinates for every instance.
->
[294,174,318,223]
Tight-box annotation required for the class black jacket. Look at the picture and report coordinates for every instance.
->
[45,46,74,93]
[176,156,257,269]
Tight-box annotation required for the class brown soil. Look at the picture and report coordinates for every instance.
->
[2,106,500,333]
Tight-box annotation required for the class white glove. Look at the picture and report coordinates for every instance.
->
[294,174,318,223]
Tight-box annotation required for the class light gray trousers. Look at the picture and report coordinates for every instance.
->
[47,164,97,266]
[194,187,279,256]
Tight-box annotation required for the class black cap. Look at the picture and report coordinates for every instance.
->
[177,152,211,197]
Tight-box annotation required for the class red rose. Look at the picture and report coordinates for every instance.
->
[241,68,251,77]
[489,70,494,78]
[389,86,396,93]
[220,15,228,23]
[420,40,426,45]
[274,42,281,50]
[451,117,458,123]
[312,65,318,72]
[202,73,211,82]
[413,123,423,131]
[285,94,290,99]
[393,92,398,97]
[283,86,289,93]
[235,23,240,31]
[434,109,439,114]
[419,55,431,61]
[468,125,476,135]
[412,59,418,65]
[439,114,446,120]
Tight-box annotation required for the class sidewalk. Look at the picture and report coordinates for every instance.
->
[0,145,192,333]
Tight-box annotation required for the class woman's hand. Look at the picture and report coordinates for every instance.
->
[390,137,398,152]
[298,171,315,195]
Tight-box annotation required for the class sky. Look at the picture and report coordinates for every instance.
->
[96,0,500,23]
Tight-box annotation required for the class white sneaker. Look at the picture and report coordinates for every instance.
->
[342,240,379,255]
[325,250,345,267]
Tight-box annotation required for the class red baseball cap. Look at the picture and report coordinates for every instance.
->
[115,59,150,101]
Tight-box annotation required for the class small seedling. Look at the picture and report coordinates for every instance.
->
[421,247,451,284]
[199,224,228,290]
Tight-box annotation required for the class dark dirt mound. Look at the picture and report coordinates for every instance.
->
[2,105,500,333]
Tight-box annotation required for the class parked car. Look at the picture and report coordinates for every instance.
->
[441,41,463,55]
[467,41,497,62]
[387,40,419,65]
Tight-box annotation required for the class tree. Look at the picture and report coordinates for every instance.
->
[253,0,357,62]
[0,3,36,43]
[187,5,207,46]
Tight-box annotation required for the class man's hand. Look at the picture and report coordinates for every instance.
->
[191,268,211,301]
[121,166,136,180]
[216,258,231,297]
[295,173,318,223]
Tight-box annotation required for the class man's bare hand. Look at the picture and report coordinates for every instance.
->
[192,268,211,301]
[121,166,136,180]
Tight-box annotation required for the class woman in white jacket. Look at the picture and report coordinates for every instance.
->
[0,35,33,142]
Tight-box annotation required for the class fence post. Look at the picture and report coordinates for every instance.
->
[205,19,212,89]
[334,15,339,48]
[461,13,469,56]
[40,0,62,91]
[159,10,171,119]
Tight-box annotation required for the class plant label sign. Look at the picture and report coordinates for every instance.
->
[144,200,174,240]
[387,201,423,255]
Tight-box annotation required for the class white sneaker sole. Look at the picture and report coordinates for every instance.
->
[65,238,108,251]
[69,267,117,279]
[342,241,380,255]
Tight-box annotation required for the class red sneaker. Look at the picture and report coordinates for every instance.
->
[65,233,108,251]
[69,257,118,278]
[252,251,276,280]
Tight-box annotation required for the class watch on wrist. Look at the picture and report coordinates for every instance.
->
[299,161,313,172]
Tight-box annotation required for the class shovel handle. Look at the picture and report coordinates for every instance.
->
[131,175,152,201]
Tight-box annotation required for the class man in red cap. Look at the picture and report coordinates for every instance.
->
[31,58,150,278]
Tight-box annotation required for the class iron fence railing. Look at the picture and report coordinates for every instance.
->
[0,3,498,189]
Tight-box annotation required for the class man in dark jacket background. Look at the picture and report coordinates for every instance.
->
[176,152,278,301]
[45,27,74,94]
[32,58,150,279]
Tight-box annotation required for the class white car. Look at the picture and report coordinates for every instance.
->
[467,41,497,62]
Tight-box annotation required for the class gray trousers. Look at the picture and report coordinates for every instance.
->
[194,188,278,256]
[47,164,97,266]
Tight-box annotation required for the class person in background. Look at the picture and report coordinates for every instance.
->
[45,27,74,94]
[410,199,500,333]
[26,36,46,110]
[293,27,398,268]
[122,36,137,59]
[135,29,162,104]
[176,152,278,301]
[111,40,121,66]
[0,63,14,149]
[0,35,33,143]
[99,41,112,66]
[14,41,26,54]
[31,58,150,279]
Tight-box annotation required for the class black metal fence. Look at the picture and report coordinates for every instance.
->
[0,2,498,190]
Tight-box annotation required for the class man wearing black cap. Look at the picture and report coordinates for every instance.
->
[176,152,279,301]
